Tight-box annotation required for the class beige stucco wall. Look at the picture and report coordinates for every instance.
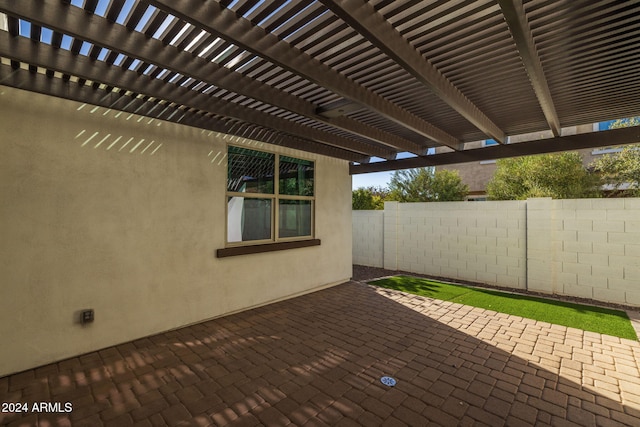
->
[0,86,352,377]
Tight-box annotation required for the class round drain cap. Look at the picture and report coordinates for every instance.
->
[380,376,397,387]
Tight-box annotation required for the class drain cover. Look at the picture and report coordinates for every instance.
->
[380,376,397,387]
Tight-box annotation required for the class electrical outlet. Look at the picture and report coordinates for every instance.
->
[80,309,94,324]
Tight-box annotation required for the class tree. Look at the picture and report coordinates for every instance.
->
[352,186,389,210]
[608,117,640,129]
[387,168,468,202]
[486,152,600,200]
[590,117,640,197]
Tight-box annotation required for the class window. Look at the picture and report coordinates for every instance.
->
[226,146,314,245]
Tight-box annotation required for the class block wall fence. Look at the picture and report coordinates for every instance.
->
[352,198,640,307]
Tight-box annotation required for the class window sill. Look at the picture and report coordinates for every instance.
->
[216,239,321,258]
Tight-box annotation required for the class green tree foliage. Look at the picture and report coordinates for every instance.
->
[486,153,601,200]
[609,117,640,129]
[387,168,469,202]
[352,186,389,210]
[590,117,640,197]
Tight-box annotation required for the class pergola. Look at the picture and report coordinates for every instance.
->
[1,0,640,174]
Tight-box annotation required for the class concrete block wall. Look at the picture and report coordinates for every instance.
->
[526,198,557,293]
[352,210,384,267]
[382,201,527,289]
[353,198,640,307]
[531,198,640,306]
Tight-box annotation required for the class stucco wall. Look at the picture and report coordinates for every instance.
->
[354,198,640,307]
[0,87,352,377]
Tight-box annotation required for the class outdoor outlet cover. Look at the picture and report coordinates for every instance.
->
[81,309,94,324]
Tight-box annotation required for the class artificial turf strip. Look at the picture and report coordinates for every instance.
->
[370,275,638,341]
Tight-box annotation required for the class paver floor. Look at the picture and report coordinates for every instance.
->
[1,281,640,426]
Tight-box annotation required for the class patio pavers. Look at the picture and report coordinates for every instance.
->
[1,281,639,426]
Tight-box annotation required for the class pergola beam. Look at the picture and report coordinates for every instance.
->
[0,32,377,160]
[204,69,427,155]
[319,0,507,144]
[351,126,640,174]
[0,63,365,162]
[0,0,398,158]
[498,0,561,137]
[146,0,463,151]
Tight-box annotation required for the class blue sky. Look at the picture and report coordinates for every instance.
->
[352,170,394,189]
[351,150,423,189]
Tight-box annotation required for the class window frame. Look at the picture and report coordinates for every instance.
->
[225,144,315,247]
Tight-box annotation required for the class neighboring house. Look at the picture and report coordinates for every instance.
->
[0,87,353,377]
[435,122,623,200]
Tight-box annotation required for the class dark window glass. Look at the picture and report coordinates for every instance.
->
[278,200,312,238]
[227,146,275,194]
[279,156,314,196]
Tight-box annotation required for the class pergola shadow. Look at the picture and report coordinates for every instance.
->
[1,282,639,426]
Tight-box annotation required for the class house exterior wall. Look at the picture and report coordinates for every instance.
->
[0,87,352,377]
[353,198,640,307]
[434,140,492,194]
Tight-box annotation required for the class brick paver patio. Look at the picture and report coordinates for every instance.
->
[1,281,639,426]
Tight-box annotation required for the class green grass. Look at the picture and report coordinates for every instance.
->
[370,276,638,341]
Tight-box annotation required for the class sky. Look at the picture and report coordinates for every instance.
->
[352,170,394,190]
[351,150,433,189]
